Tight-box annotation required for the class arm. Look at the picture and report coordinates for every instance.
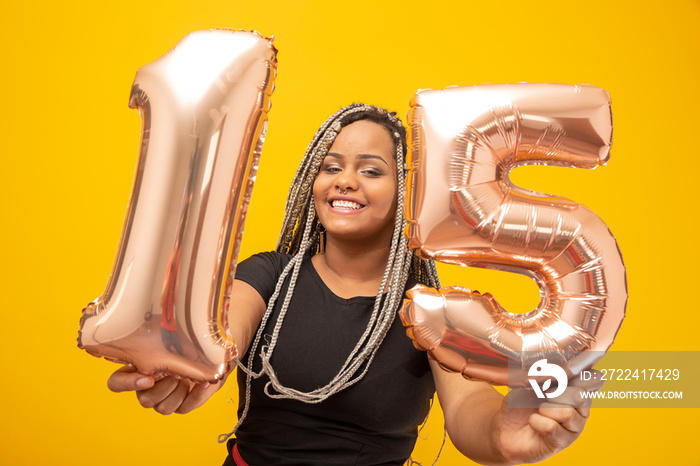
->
[430,360,505,463]
[431,360,603,465]
[107,279,266,414]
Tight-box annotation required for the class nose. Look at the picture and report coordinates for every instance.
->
[334,169,358,193]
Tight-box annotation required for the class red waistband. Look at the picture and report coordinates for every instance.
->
[232,443,249,466]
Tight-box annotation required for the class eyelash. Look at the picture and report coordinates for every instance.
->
[321,165,383,177]
[322,166,340,173]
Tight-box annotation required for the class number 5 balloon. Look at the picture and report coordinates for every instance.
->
[399,83,627,386]
[78,29,277,382]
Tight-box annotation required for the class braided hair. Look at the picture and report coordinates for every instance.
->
[230,103,440,436]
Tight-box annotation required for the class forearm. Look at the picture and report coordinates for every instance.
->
[436,363,603,465]
[226,279,267,359]
[430,359,517,465]
[444,387,511,465]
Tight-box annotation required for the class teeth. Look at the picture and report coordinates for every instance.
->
[332,199,363,210]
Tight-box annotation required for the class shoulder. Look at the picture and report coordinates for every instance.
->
[235,251,295,301]
[237,251,293,272]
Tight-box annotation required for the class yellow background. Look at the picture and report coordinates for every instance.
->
[1,0,698,464]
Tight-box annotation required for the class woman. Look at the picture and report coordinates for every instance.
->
[108,104,602,465]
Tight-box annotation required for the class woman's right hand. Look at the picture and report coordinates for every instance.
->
[107,365,223,415]
[105,279,264,415]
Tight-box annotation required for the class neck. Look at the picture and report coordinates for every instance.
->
[330,237,391,275]
[312,236,393,298]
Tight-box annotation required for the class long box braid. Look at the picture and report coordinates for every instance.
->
[227,103,440,438]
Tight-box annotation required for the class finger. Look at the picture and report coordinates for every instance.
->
[501,387,541,422]
[528,412,580,450]
[537,403,587,433]
[153,379,192,415]
[136,376,180,409]
[541,386,592,415]
[175,382,214,414]
[563,369,605,416]
[107,366,155,393]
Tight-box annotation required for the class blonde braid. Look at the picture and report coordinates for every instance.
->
[224,104,440,440]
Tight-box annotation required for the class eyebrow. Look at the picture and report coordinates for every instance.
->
[326,152,390,167]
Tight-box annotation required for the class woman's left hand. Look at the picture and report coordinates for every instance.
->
[493,370,604,464]
[107,365,224,415]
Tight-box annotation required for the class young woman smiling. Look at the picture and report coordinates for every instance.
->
[108,104,602,465]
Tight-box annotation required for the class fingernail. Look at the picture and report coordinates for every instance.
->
[136,377,154,389]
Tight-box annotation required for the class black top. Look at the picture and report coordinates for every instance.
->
[233,252,435,465]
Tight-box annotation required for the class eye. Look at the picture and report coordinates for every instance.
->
[361,167,384,177]
[321,164,342,174]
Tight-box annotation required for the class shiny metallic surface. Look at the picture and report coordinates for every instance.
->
[78,29,277,382]
[399,83,626,386]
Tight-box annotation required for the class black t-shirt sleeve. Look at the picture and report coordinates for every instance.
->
[234,251,293,303]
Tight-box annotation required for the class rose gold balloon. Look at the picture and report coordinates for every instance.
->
[78,29,277,383]
[399,83,626,386]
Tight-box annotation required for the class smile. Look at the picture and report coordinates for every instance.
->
[331,199,364,210]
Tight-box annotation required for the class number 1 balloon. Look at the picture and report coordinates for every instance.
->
[78,29,277,382]
[399,83,626,386]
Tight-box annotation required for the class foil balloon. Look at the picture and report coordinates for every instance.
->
[78,29,277,383]
[399,83,626,386]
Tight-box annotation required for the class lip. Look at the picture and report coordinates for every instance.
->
[327,195,366,213]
